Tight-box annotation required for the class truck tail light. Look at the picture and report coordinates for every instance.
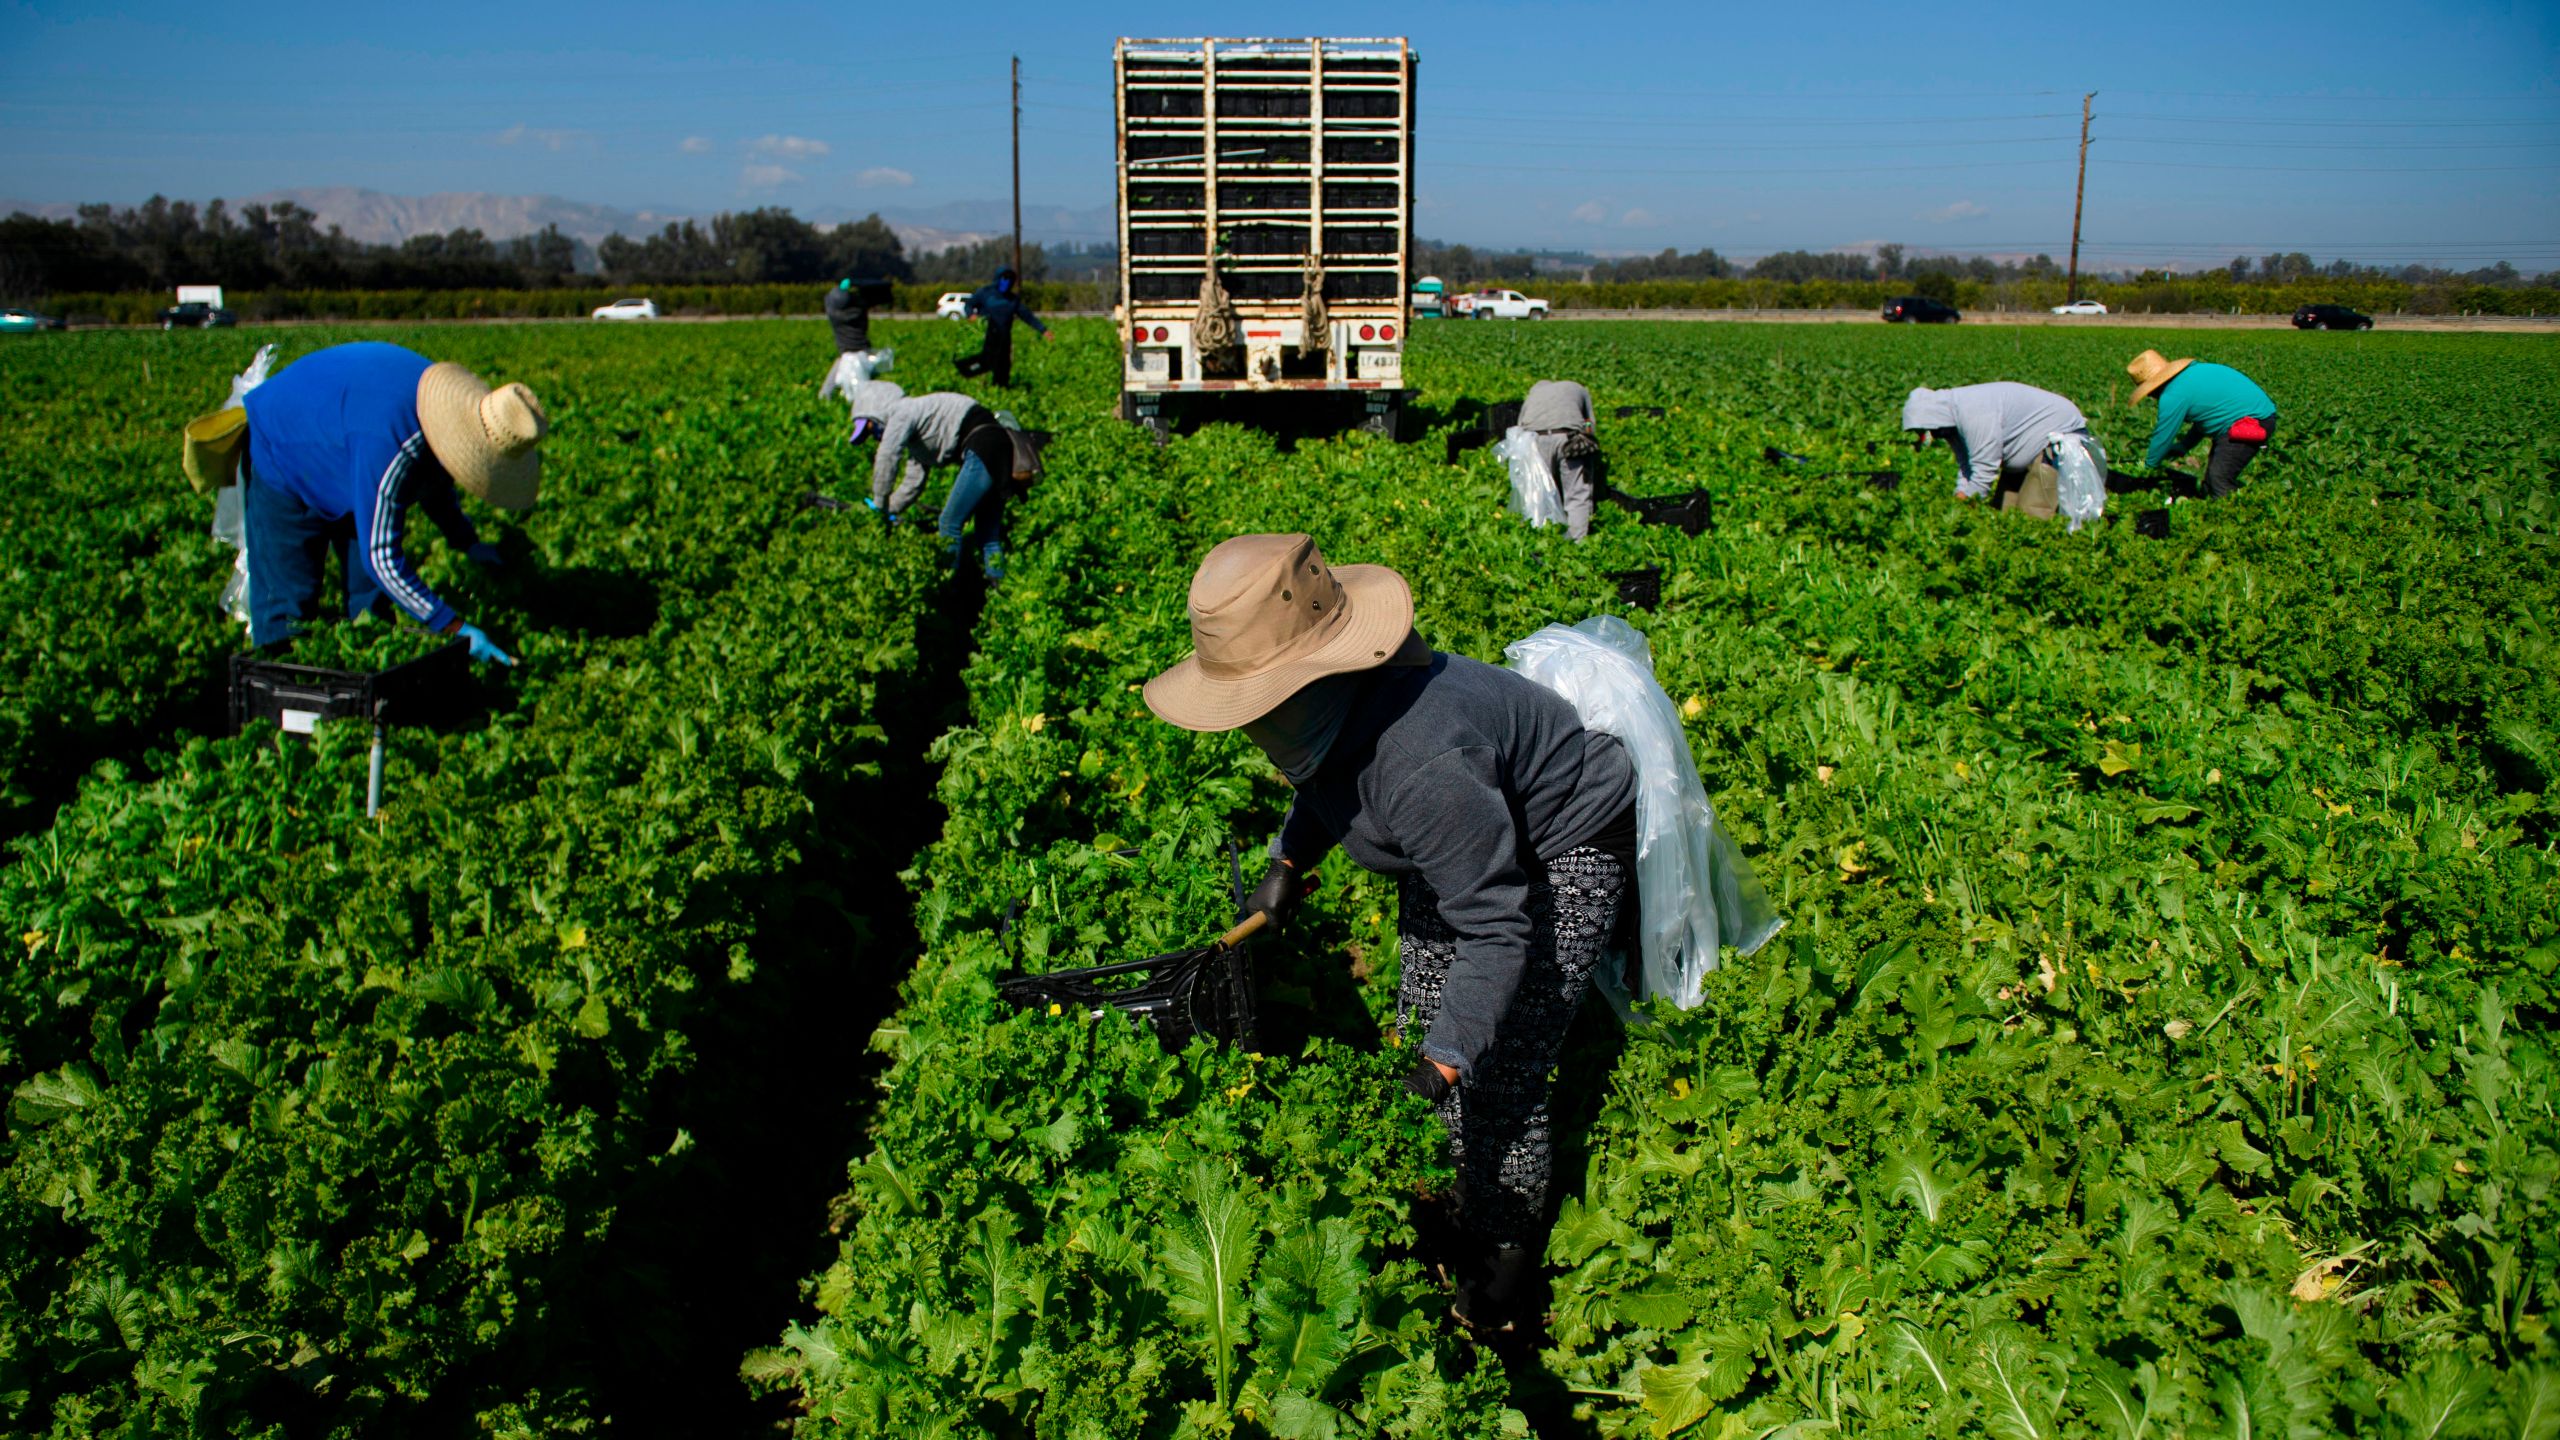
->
[1151,325,1169,342]
[1359,323,1376,341]
[1380,324,1396,341]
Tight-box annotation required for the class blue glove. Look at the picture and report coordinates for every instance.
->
[465,541,503,567]
[865,497,902,527]
[455,623,515,667]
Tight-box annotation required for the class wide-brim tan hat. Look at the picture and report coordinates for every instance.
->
[1145,533,1415,732]
[418,362,547,509]
[2126,349,2195,402]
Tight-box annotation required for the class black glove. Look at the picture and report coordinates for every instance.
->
[1405,1057,1454,1104]
[1243,859,1317,931]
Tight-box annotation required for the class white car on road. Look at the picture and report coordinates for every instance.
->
[936,291,973,321]
[1454,288,1550,320]
[2050,299,2108,316]
[592,298,660,321]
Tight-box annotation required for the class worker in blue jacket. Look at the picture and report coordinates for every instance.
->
[955,267,1051,386]
[241,342,546,663]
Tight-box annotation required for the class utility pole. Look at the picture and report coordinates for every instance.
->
[1013,56,1024,275]
[2066,91,2094,302]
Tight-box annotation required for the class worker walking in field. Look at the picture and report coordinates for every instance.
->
[1900,381,2092,518]
[825,277,876,356]
[1146,533,1641,1336]
[819,278,895,431]
[1518,380,1605,540]
[850,381,1014,577]
[955,267,1052,387]
[236,342,542,663]
[2128,350,2278,497]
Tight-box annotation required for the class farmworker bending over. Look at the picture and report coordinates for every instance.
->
[2129,350,2278,497]
[1518,379,1604,540]
[240,342,541,664]
[1145,534,1640,1335]
[850,381,1014,577]
[955,267,1051,387]
[1900,381,2090,518]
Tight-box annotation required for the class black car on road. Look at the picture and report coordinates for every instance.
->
[157,301,238,329]
[2292,303,2372,331]
[1883,296,1962,324]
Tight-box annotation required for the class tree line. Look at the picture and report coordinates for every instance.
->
[0,196,1062,299]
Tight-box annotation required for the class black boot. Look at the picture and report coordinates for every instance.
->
[1452,1244,1538,1336]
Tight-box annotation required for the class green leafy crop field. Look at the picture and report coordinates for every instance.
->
[2,317,2555,1438]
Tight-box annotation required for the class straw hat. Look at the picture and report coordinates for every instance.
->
[2126,350,2195,403]
[1144,533,1416,732]
[417,362,547,509]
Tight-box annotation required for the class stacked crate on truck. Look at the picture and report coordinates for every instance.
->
[1116,37,1417,438]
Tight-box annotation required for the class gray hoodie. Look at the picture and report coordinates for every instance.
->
[1518,379,1595,433]
[1901,382,2088,499]
[1273,653,1637,1079]
[861,388,990,511]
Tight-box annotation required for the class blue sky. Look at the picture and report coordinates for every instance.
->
[4,0,2556,271]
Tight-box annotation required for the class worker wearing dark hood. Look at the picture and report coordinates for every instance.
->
[955,267,1051,387]
[824,278,874,354]
[1146,533,1640,1336]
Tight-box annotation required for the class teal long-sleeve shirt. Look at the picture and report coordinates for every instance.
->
[2147,362,2277,466]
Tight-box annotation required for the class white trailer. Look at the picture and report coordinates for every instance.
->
[1116,37,1417,439]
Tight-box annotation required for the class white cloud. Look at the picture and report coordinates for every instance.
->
[741,163,800,189]
[679,136,714,154]
[1569,199,1609,225]
[856,166,914,188]
[749,134,831,160]
[492,124,586,152]
[1920,200,1988,223]
[1620,207,1660,227]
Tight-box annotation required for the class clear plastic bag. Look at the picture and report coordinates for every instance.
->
[1495,425,1565,527]
[2048,430,2109,533]
[210,344,278,624]
[1506,616,1785,1012]
[819,348,895,407]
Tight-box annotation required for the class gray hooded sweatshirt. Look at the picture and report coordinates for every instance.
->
[1901,382,2088,499]
[856,386,992,512]
[1273,652,1637,1080]
[1518,379,1596,433]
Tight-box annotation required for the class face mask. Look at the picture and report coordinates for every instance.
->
[1242,674,1361,785]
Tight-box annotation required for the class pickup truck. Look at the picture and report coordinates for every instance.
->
[1453,288,1550,320]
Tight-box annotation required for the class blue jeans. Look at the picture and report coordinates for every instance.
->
[936,434,1010,555]
[243,463,387,646]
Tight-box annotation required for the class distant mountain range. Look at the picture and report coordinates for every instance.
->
[0,187,1115,258]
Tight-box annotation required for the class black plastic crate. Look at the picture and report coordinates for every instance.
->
[1614,405,1666,419]
[229,640,471,739]
[1609,565,1663,610]
[2135,508,2172,538]
[844,277,895,308]
[1609,489,1712,536]
[996,939,1258,1051]
[1483,400,1522,436]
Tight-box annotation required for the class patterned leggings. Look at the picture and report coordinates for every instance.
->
[1397,845,1627,1244]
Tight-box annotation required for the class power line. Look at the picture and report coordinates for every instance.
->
[2101,157,2559,173]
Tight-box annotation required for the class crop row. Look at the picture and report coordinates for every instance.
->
[757,321,2558,1435]
[0,323,966,1436]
